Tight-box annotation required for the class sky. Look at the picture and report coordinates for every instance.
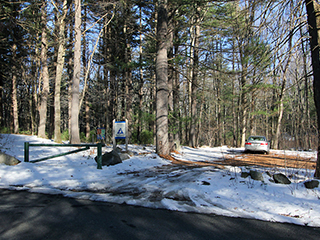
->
[0,134,319,227]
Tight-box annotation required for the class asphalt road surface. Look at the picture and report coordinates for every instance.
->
[0,189,319,240]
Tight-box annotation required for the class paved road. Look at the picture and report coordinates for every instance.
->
[0,189,319,240]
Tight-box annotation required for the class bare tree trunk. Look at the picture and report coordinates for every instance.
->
[273,30,293,150]
[30,46,39,135]
[238,0,256,148]
[124,7,133,138]
[70,0,81,144]
[0,79,3,128]
[232,40,237,147]
[103,24,110,142]
[168,13,174,148]
[54,0,68,143]
[82,5,90,141]
[274,98,284,149]
[305,0,320,178]
[216,43,223,145]
[183,75,188,144]
[38,2,49,139]
[240,72,248,148]
[85,97,90,140]
[300,20,312,150]
[173,17,180,143]
[156,0,169,155]
[12,44,19,134]
[137,4,144,143]
[188,25,194,146]
[152,77,156,145]
[190,7,200,148]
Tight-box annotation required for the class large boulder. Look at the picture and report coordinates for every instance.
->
[0,152,21,166]
[95,150,122,166]
[119,153,130,161]
[241,172,250,178]
[113,147,132,160]
[114,147,123,153]
[240,170,264,181]
[273,173,291,184]
[249,170,264,181]
[304,180,319,189]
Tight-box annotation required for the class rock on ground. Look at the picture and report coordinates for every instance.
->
[249,170,264,181]
[0,152,21,165]
[273,173,291,184]
[95,150,122,166]
[304,180,319,189]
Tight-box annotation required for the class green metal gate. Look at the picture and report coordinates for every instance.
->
[24,142,103,169]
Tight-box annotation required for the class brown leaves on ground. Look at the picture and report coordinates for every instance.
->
[163,151,316,170]
[222,153,316,170]
[163,152,226,169]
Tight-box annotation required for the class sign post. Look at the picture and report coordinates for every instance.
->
[113,119,128,152]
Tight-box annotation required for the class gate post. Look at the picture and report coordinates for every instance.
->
[24,142,29,162]
[97,142,102,169]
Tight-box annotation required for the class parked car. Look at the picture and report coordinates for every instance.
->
[244,136,270,154]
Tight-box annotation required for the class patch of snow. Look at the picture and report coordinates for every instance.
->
[0,134,319,227]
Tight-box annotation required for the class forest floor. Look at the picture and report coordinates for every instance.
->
[170,150,316,170]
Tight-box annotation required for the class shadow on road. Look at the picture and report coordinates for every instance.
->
[0,189,319,240]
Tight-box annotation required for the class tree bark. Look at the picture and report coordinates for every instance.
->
[240,72,248,148]
[305,0,320,178]
[301,8,312,150]
[190,22,200,148]
[38,2,49,139]
[123,5,133,138]
[82,5,90,141]
[168,12,174,148]
[156,0,169,155]
[137,4,144,143]
[12,43,19,134]
[173,16,180,143]
[54,0,68,143]
[70,0,81,144]
[273,13,294,150]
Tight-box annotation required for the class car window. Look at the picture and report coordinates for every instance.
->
[248,137,266,141]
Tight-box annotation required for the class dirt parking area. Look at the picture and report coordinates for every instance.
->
[170,151,317,170]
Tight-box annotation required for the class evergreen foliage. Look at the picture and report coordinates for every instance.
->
[0,0,317,153]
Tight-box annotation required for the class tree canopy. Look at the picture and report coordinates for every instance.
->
[0,0,318,170]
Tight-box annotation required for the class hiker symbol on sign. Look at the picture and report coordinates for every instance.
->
[117,128,124,135]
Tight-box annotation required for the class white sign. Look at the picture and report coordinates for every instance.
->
[114,121,126,139]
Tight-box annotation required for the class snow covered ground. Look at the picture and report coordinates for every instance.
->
[0,134,319,227]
